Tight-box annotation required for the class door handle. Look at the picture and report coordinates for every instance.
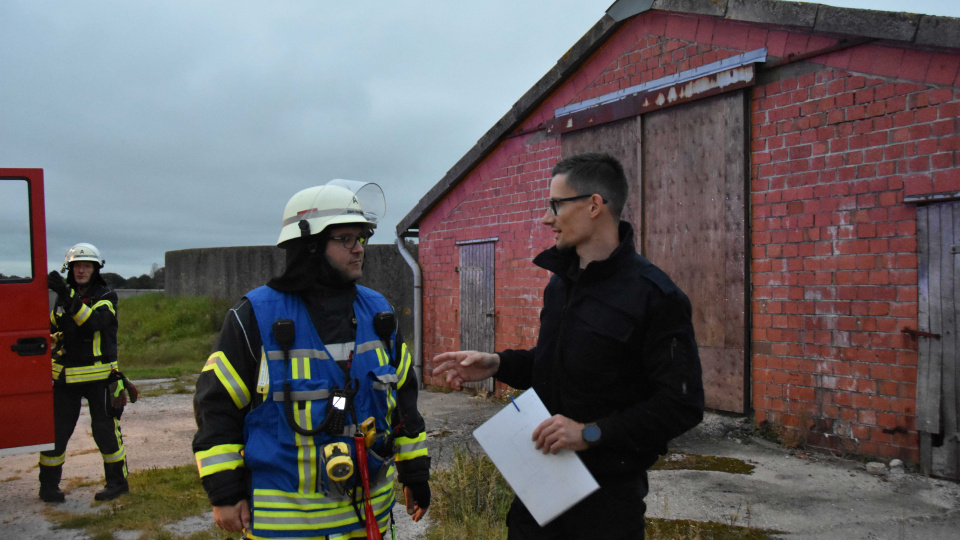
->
[11,337,48,356]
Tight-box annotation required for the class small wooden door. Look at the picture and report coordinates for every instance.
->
[917,201,960,480]
[458,240,496,393]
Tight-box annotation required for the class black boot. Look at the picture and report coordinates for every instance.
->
[39,485,66,503]
[94,480,129,501]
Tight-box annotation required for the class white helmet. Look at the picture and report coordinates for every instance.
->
[61,242,105,272]
[277,179,385,246]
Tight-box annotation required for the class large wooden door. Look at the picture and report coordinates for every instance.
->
[560,91,748,413]
[917,201,960,480]
[458,240,496,394]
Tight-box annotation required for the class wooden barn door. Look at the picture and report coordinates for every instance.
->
[458,239,496,394]
[917,201,960,480]
[561,91,748,413]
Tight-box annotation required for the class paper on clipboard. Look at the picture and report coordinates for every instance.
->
[473,388,599,526]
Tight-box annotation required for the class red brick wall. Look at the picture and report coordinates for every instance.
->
[418,11,960,461]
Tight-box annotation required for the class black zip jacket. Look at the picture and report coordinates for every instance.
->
[50,282,119,367]
[496,222,704,486]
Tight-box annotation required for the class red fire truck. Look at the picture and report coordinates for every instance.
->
[0,168,55,456]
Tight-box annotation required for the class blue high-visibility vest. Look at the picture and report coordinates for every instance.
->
[243,285,400,539]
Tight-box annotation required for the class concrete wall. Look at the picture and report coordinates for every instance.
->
[165,243,419,351]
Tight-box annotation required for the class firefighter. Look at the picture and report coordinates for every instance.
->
[42,243,129,503]
[193,180,431,539]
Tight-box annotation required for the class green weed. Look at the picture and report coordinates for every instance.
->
[117,294,233,381]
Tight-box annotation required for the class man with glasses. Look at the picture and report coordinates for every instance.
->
[194,180,430,540]
[434,152,704,539]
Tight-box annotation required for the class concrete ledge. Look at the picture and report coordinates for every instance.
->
[726,0,817,29]
[916,15,960,48]
[815,5,919,42]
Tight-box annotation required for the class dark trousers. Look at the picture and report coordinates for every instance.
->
[39,380,127,487]
[506,478,647,540]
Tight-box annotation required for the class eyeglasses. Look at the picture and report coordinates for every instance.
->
[329,233,370,250]
[547,194,606,215]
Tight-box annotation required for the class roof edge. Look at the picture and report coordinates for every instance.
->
[395,14,622,236]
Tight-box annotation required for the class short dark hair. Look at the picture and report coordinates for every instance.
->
[551,152,629,219]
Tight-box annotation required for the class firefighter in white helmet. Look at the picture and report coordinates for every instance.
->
[42,243,130,503]
[193,180,430,539]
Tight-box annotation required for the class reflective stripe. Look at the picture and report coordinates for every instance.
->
[91,299,116,316]
[102,446,125,464]
[253,478,395,531]
[356,339,382,356]
[72,303,93,325]
[325,342,355,362]
[196,444,245,477]
[202,352,251,409]
[266,348,329,361]
[271,389,330,402]
[298,444,318,494]
[93,331,102,356]
[64,362,113,383]
[396,343,412,388]
[51,362,63,380]
[395,433,428,461]
[39,453,65,467]
[281,207,340,227]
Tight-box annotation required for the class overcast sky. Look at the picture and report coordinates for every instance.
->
[2,0,957,279]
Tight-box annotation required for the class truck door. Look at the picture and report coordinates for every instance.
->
[0,169,55,456]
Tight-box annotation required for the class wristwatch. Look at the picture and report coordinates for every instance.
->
[581,423,601,447]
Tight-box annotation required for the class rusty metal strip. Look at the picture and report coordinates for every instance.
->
[546,64,755,135]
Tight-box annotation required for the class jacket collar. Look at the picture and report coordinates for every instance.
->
[534,221,638,281]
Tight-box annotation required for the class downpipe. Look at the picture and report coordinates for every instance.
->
[395,237,422,389]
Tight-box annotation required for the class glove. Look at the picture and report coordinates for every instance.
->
[109,380,128,410]
[403,481,430,522]
[47,271,69,298]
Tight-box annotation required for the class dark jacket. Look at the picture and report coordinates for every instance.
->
[50,282,119,369]
[496,221,704,485]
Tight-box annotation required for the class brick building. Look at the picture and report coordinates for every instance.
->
[396,0,960,477]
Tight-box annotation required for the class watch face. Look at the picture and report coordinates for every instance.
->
[583,424,601,444]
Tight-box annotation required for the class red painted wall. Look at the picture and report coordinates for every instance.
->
[419,11,960,463]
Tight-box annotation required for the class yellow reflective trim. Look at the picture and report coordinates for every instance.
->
[195,444,245,477]
[91,299,116,316]
[202,352,251,409]
[93,331,102,356]
[396,344,412,389]
[64,363,112,383]
[39,453,65,467]
[73,303,93,325]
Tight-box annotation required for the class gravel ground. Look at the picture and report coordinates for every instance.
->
[0,386,501,539]
[4,388,958,540]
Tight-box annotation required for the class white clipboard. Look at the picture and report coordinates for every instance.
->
[473,388,599,526]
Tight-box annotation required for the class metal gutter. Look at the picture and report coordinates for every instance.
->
[395,236,423,388]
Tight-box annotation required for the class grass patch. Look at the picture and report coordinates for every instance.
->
[47,464,229,540]
[425,449,776,540]
[652,454,755,475]
[426,449,512,540]
[117,294,233,381]
[647,517,780,539]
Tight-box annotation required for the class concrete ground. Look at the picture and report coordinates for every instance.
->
[1,388,958,539]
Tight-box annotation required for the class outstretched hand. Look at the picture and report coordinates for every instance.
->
[431,350,500,389]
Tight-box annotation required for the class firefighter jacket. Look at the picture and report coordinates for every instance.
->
[193,284,429,539]
[49,283,119,384]
[496,221,705,486]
